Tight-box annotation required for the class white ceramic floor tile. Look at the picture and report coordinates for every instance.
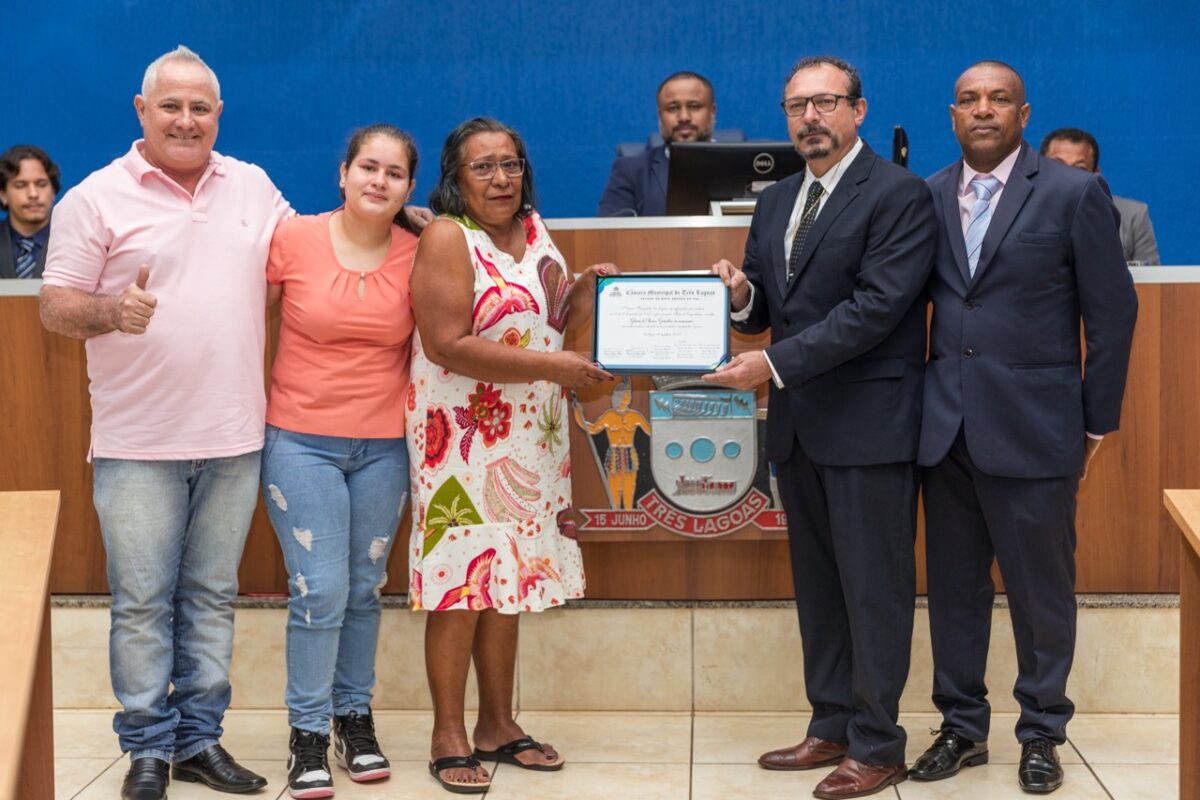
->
[485,761,691,800]
[54,756,120,800]
[691,762,852,799]
[1092,763,1178,800]
[1067,714,1178,764]
[53,710,121,759]
[514,710,692,764]
[896,763,1106,799]
[218,708,291,761]
[692,712,811,765]
[364,711,436,762]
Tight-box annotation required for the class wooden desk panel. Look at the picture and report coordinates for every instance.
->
[1,233,1195,598]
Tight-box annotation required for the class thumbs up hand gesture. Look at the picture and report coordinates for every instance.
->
[115,265,157,334]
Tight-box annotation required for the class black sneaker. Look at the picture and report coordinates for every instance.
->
[333,710,391,782]
[287,727,334,799]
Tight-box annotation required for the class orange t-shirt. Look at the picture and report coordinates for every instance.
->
[266,211,416,438]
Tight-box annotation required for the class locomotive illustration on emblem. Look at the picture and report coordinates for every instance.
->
[572,377,786,538]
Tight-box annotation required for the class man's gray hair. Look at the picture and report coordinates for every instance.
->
[141,45,221,100]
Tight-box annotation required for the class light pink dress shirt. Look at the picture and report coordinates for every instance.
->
[42,141,292,460]
[957,145,1021,234]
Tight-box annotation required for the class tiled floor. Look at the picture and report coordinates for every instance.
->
[53,709,1179,799]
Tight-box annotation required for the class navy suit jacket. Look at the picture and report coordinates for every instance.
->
[732,142,937,467]
[0,219,48,278]
[597,144,668,216]
[919,141,1138,478]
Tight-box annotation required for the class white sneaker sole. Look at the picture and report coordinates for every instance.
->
[288,787,334,800]
[335,751,390,783]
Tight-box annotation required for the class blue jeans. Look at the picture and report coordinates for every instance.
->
[260,425,408,733]
[92,451,261,762]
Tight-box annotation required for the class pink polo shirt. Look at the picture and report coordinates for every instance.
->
[42,141,292,460]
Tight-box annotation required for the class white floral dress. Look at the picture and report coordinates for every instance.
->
[406,212,585,613]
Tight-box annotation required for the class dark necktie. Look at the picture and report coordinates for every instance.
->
[15,237,36,279]
[787,181,824,283]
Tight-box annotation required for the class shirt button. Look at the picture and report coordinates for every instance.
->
[964,300,976,309]
[963,347,975,358]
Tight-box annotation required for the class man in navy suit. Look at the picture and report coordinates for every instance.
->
[0,145,60,279]
[597,71,716,216]
[910,61,1137,794]
[705,56,936,799]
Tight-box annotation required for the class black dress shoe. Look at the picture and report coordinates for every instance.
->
[909,730,989,781]
[1019,738,1063,793]
[121,757,169,800]
[173,744,268,793]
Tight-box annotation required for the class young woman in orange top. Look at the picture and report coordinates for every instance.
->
[260,124,419,799]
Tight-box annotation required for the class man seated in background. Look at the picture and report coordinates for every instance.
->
[597,71,717,216]
[1041,127,1161,264]
[0,144,60,278]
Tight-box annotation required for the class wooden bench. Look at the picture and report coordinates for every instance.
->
[1163,489,1200,800]
[0,491,61,800]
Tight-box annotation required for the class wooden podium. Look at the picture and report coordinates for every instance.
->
[2,232,1200,599]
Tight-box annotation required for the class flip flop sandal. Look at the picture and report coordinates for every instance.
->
[428,755,490,794]
[473,736,565,771]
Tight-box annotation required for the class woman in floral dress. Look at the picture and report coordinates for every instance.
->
[407,117,616,794]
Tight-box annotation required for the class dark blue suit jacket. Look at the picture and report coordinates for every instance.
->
[733,142,937,467]
[0,218,49,278]
[597,144,667,216]
[919,141,1138,478]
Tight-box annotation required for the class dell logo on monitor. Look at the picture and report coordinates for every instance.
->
[752,153,775,174]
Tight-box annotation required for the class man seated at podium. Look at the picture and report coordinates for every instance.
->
[1040,127,1160,264]
[597,71,717,216]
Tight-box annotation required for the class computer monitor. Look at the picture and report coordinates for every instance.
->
[665,141,805,216]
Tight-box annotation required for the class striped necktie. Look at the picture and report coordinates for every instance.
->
[964,174,1002,277]
[14,236,36,279]
[787,181,824,283]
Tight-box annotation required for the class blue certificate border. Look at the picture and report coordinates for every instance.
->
[592,273,730,374]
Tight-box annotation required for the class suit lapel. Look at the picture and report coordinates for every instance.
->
[783,144,869,298]
[770,176,803,297]
[0,224,14,279]
[970,141,1036,286]
[939,163,972,286]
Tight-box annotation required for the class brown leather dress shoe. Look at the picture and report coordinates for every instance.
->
[813,757,907,799]
[758,736,848,770]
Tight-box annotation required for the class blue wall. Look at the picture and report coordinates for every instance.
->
[7,0,1198,261]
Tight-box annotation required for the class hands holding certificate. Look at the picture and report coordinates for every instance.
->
[710,258,751,312]
[592,273,731,374]
[703,259,773,391]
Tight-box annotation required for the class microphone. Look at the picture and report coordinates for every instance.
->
[892,126,909,168]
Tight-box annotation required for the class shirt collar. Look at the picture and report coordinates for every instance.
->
[960,144,1021,194]
[122,139,227,184]
[804,136,863,194]
[6,215,51,248]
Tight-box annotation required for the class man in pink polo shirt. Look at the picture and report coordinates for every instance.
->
[40,46,290,800]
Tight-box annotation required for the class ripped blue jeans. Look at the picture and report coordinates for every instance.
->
[261,425,408,733]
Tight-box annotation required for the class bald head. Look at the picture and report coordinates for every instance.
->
[950,60,1030,172]
[954,60,1026,105]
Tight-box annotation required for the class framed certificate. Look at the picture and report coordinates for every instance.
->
[592,273,730,374]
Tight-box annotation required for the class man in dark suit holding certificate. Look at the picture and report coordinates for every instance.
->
[910,61,1137,794]
[705,55,936,799]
